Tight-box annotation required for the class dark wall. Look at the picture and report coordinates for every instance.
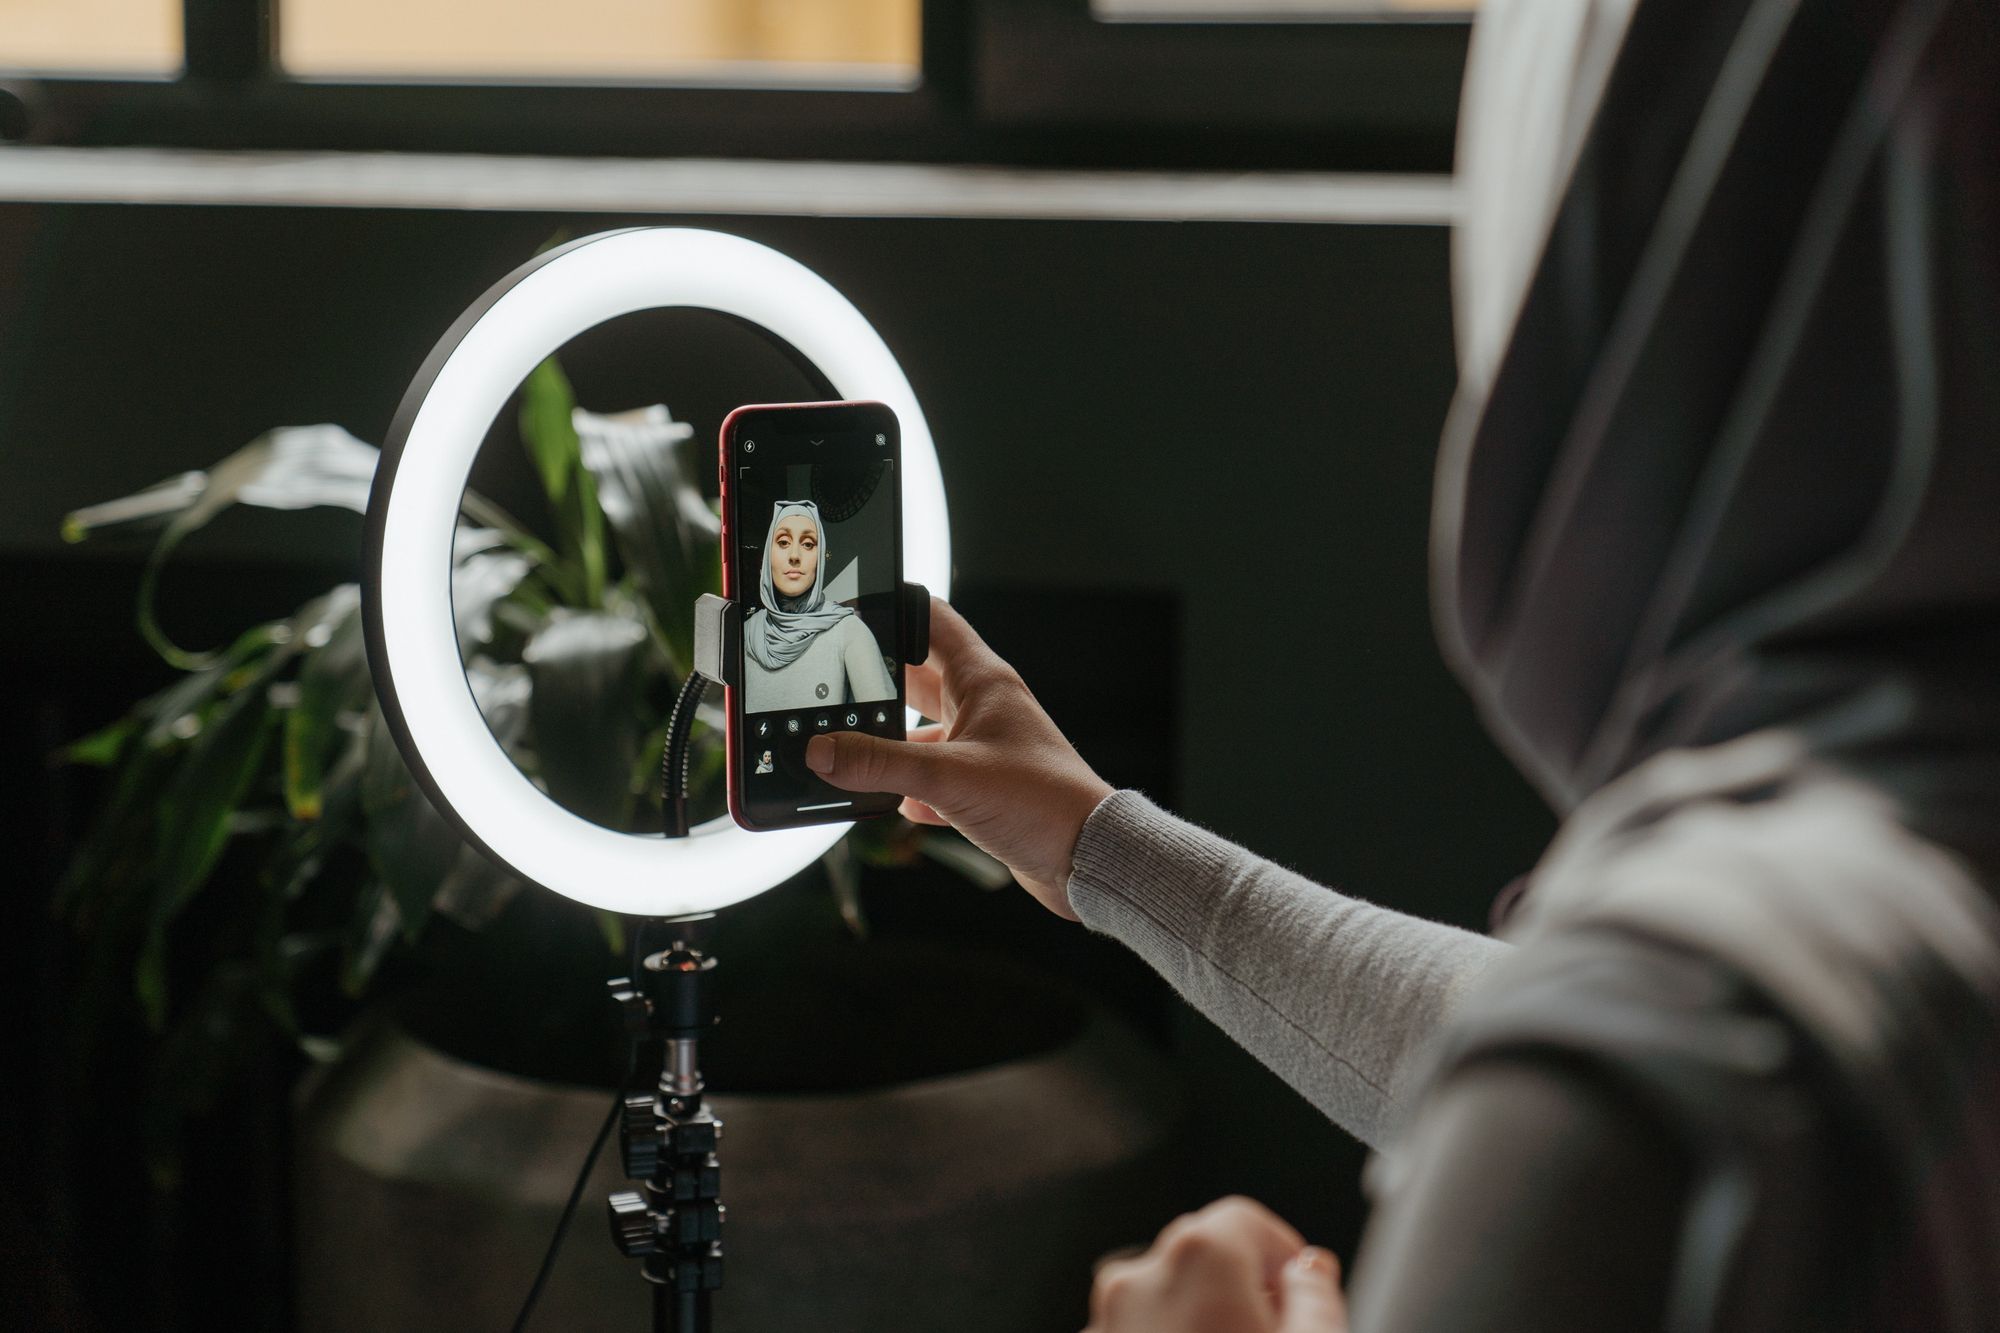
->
[0,201,1555,1314]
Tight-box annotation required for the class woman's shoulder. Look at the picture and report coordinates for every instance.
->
[827,610,872,641]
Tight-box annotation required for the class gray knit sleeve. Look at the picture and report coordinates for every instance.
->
[1066,789,1510,1149]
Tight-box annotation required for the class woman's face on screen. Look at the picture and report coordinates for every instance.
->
[769,514,820,596]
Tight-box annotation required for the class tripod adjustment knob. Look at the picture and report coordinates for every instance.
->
[618,1094,662,1179]
[607,1191,657,1257]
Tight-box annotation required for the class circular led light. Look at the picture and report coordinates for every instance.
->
[365,228,950,917]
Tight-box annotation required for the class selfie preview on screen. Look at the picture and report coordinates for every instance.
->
[743,494,897,713]
[729,426,904,825]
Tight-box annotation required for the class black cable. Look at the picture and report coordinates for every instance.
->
[511,923,652,1332]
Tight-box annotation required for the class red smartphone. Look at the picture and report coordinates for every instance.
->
[718,400,907,831]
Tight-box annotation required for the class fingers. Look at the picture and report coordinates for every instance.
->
[899,796,949,826]
[920,598,1011,691]
[1176,1196,1305,1288]
[1277,1249,1347,1333]
[1085,1197,1312,1333]
[922,596,985,664]
[905,661,944,723]
[806,729,953,802]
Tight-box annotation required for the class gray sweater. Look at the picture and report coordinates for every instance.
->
[1066,790,1508,1149]
[742,615,897,713]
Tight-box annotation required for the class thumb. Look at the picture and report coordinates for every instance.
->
[806,730,951,800]
[1277,1248,1347,1333]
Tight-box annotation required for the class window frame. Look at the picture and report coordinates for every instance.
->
[4,0,1467,173]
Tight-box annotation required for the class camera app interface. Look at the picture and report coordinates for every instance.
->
[733,416,902,821]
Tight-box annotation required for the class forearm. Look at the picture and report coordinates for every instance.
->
[1065,790,1509,1148]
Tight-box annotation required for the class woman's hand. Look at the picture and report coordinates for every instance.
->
[802,597,1113,919]
[1086,1197,1348,1333]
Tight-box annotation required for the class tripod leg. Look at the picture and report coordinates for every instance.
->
[653,1284,708,1332]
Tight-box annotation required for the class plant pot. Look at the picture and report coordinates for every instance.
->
[294,943,1188,1332]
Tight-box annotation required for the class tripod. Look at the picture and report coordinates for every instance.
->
[606,916,725,1333]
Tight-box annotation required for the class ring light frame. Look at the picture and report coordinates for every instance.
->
[363,228,951,918]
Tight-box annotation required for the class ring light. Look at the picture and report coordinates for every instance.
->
[364,228,951,917]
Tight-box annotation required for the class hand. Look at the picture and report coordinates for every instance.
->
[1086,1197,1348,1333]
[802,597,1113,919]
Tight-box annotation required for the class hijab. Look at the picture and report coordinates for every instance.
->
[1429,0,2000,1324]
[746,500,854,671]
[1435,0,2000,845]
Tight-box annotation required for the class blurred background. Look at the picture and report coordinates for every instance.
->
[0,1,1555,1329]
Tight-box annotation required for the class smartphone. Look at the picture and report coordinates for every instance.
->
[718,400,906,831]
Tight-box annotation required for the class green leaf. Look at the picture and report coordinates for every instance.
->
[453,549,533,650]
[139,621,278,749]
[572,405,722,671]
[62,425,376,545]
[60,470,206,544]
[153,671,283,913]
[282,585,366,822]
[426,660,533,928]
[55,716,137,768]
[133,663,284,1029]
[359,708,460,946]
[519,360,578,505]
[340,880,402,998]
[518,359,608,607]
[358,661,531,943]
[572,457,610,610]
[431,846,525,932]
[265,929,342,1036]
[58,425,379,669]
[264,727,367,905]
[594,909,626,957]
[470,657,535,757]
[522,608,650,828]
[134,927,171,1034]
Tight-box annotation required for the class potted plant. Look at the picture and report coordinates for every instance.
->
[58,343,1187,1333]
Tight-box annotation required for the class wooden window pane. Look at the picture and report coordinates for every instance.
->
[0,0,181,73]
[279,0,921,82]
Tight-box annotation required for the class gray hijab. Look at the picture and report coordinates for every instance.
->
[1433,0,2000,838]
[1425,0,2000,1324]
[747,500,853,671]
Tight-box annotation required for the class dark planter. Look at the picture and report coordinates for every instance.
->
[294,936,1188,1332]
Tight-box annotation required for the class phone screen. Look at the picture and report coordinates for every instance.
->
[722,401,905,830]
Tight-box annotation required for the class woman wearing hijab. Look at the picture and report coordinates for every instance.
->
[743,500,896,713]
[802,0,2000,1327]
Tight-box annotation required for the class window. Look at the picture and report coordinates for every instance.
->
[1095,0,1471,13]
[1,0,1465,173]
[2,0,180,74]
[278,0,920,84]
